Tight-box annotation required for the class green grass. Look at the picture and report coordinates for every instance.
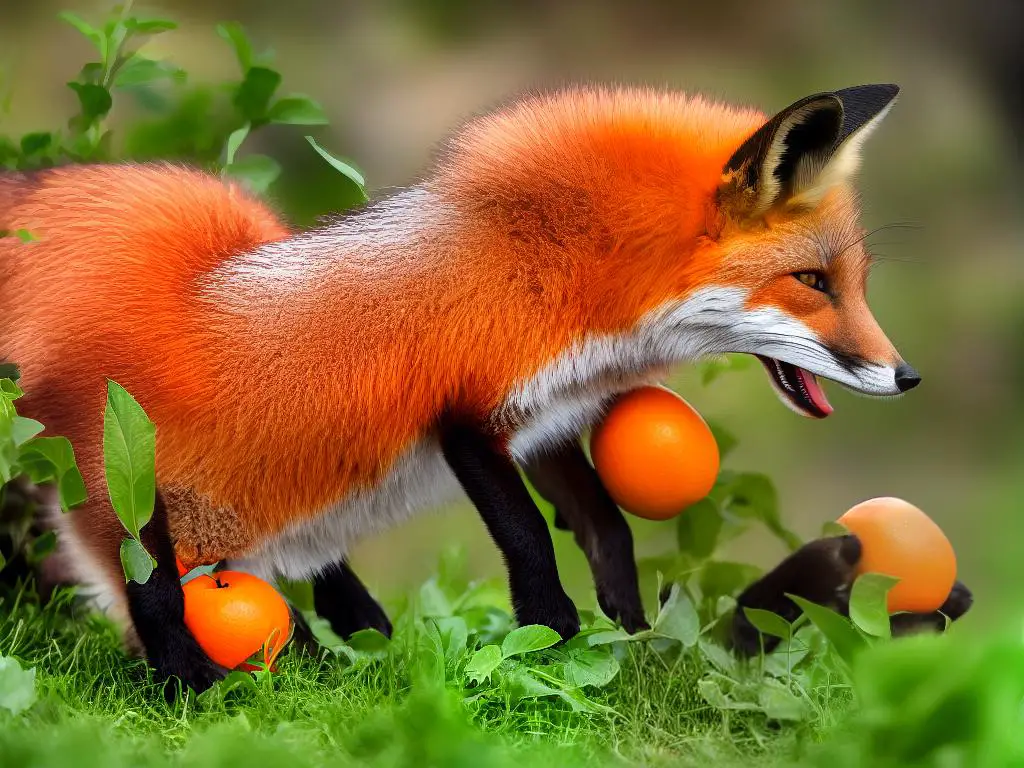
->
[4,566,1020,768]
[0,572,805,768]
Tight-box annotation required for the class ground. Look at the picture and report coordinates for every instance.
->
[1,559,1018,768]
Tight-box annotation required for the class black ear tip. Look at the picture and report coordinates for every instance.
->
[835,83,901,107]
[874,83,900,101]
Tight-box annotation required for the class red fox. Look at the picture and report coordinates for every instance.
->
[0,84,970,691]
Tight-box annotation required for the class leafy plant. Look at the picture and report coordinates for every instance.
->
[102,380,157,584]
[0,656,36,715]
[0,370,87,574]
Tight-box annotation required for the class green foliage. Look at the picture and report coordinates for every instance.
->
[0,656,36,715]
[102,380,157,583]
[0,376,87,575]
[785,595,867,665]
[306,136,369,201]
[1,5,365,222]
[848,573,899,638]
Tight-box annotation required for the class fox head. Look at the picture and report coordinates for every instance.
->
[706,84,915,417]
[438,84,916,421]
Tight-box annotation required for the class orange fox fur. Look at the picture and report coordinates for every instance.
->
[0,87,904,605]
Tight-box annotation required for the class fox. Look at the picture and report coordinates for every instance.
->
[1,83,971,692]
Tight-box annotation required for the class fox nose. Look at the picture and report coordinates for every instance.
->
[894,362,921,392]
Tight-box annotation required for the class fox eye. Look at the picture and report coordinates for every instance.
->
[793,271,828,293]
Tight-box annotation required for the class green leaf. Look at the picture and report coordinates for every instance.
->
[59,12,106,57]
[725,472,802,551]
[67,82,113,122]
[102,380,156,539]
[0,364,20,381]
[676,497,722,559]
[699,560,763,602]
[216,22,254,72]
[501,625,562,657]
[0,656,37,715]
[267,96,329,125]
[465,644,502,684]
[758,678,809,721]
[224,123,250,166]
[233,66,281,121]
[503,667,561,702]
[0,551,6,573]
[654,583,699,646]
[78,62,104,85]
[742,607,793,641]
[10,417,43,447]
[565,649,620,688]
[20,132,52,155]
[346,628,390,654]
[26,530,57,564]
[585,627,634,646]
[305,136,368,198]
[698,678,759,711]
[435,616,468,662]
[114,57,184,88]
[180,562,217,586]
[19,436,87,512]
[849,573,899,638]
[787,594,867,664]
[699,639,737,675]
[0,378,23,398]
[125,18,178,34]
[104,19,128,70]
[822,520,850,537]
[119,537,155,584]
[223,154,281,194]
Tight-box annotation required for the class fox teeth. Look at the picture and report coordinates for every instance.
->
[774,359,795,393]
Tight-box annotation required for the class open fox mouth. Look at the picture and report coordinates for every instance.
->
[756,355,834,419]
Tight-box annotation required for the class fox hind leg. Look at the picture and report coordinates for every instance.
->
[312,560,393,640]
[522,440,648,633]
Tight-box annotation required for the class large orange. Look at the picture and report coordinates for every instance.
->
[589,386,719,520]
[838,497,956,613]
[182,570,292,669]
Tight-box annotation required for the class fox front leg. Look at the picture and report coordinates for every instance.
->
[441,424,580,639]
[522,440,649,633]
[730,535,973,655]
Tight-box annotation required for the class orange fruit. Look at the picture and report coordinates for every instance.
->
[182,570,292,669]
[838,497,956,613]
[589,386,719,520]
[175,557,188,578]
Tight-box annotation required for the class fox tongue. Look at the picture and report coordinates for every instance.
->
[794,367,834,416]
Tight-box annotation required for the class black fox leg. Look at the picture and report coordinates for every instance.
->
[441,425,580,639]
[731,535,974,655]
[732,535,862,655]
[883,581,973,637]
[313,560,393,639]
[522,440,648,633]
[126,490,225,695]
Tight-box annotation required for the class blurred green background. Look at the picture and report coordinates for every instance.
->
[2,1,1021,625]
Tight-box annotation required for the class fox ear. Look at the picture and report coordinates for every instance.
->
[720,84,900,219]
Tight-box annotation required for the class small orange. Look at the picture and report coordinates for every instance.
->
[182,570,292,669]
[838,497,956,613]
[589,386,719,520]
